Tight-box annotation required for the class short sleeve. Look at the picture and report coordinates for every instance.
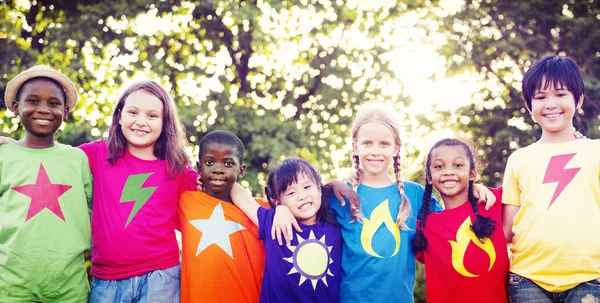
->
[327,184,352,220]
[178,166,199,196]
[502,155,521,206]
[257,206,275,241]
[82,156,93,210]
[78,140,102,170]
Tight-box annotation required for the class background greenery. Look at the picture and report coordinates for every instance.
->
[2,0,599,301]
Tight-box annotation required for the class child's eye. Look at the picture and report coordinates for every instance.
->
[533,95,545,100]
[50,101,61,106]
[128,110,137,115]
[27,99,39,104]
[149,114,159,118]
[454,164,463,168]
[433,165,443,169]
[381,142,390,147]
[204,160,214,166]
[304,185,312,189]
[224,161,233,167]
[363,141,372,146]
[557,93,567,97]
[286,191,295,196]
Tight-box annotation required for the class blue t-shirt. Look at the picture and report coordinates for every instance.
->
[329,181,442,303]
[257,207,342,303]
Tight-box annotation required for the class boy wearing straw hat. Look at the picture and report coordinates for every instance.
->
[0,65,92,302]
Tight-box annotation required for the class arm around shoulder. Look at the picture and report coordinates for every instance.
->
[230,182,260,226]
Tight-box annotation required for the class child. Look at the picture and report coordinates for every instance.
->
[272,101,495,303]
[0,65,92,302]
[178,130,267,303]
[502,55,600,302]
[230,157,342,302]
[411,138,508,303]
[81,80,198,302]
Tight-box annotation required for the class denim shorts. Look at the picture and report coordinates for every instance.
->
[508,272,600,303]
[89,264,180,303]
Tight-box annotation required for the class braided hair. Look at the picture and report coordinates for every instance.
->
[346,101,411,229]
[412,138,496,254]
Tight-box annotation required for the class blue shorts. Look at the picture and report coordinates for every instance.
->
[89,264,180,303]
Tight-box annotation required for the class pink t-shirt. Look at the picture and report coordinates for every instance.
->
[80,140,197,280]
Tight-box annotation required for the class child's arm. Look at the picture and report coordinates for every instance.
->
[230,183,260,226]
[0,136,16,144]
[472,184,496,210]
[271,205,301,246]
[324,180,359,210]
[502,205,519,243]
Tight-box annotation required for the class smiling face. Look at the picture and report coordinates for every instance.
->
[530,78,582,143]
[428,145,476,207]
[119,90,164,158]
[12,78,68,147]
[277,173,322,225]
[199,143,246,202]
[352,121,400,184]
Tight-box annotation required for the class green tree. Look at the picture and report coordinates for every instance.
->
[437,0,600,185]
[1,0,436,193]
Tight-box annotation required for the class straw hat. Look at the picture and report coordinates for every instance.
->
[4,65,78,112]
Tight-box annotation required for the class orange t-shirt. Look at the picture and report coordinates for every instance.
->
[178,191,267,303]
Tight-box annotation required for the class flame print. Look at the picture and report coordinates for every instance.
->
[449,216,496,277]
[360,199,401,258]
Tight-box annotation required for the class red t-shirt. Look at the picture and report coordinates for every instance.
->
[421,188,509,303]
[178,191,268,303]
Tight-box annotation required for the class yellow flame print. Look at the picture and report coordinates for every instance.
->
[360,199,401,258]
[449,216,496,277]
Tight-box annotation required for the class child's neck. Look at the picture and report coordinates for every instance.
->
[206,187,233,203]
[18,133,55,149]
[361,173,395,188]
[127,144,158,160]
[298,216,317,225]
[538,127,576,144]
[440,191,469,210]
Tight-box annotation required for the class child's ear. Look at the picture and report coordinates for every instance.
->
[238,164,246,178]
[11,99,20,115]
[426,175,432,185]
[469,169,477,181]
[63,105,70,121]
[352,142,358,155]
[576,95,584,110]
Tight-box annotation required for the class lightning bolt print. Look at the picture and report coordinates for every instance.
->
[120,173,158,228]
[543,153,581,209]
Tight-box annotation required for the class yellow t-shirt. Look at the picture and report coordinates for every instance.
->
[502,139,600,292]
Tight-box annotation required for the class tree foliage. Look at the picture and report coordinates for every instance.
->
[438,0,600,186]
[1,0,435,193]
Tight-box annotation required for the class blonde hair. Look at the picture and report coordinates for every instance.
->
[346,101,411,230]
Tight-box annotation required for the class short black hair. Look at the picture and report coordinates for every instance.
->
[16,76,67,104]
[522,55,585,111]
[198,130,244,161]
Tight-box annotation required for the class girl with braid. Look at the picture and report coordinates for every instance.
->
[327,102,494,303]
[411,138,508,303]
[273,101,495,302]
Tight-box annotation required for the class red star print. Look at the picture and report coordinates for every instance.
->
[11,163,72,222]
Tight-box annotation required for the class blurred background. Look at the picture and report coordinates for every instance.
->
[1,0,599,301]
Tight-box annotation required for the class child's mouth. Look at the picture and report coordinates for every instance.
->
[298,202,313,210]
[132,129,149,135]
[209,179,227,186]
[441,180,459,188]
[543,112,563,119]
[33,118,52,125]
